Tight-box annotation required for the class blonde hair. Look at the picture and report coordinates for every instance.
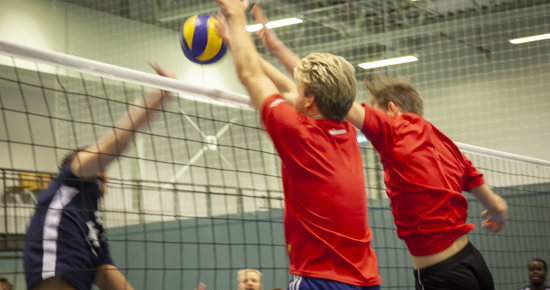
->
[364,73,423,116]
[237,268,262,282]
[0,276,13,290]
[294,53,356,121]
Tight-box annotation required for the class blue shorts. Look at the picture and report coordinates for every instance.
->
[288,275,381,290]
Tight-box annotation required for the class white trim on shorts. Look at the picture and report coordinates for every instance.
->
[289,275,303,290]
[416,268,425,290]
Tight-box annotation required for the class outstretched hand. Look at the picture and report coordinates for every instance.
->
[469,183,508,233]
[195,282,206,290]
[213,11,231,49]
[480,208,507,232]
[214,0,250,17]
[250,1,268,24]
[250,2,283,51]
[148,62,177,79]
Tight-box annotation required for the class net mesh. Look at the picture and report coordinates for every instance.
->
[1,41,550,289]
[2,0,548,159]
[0,47,291,288]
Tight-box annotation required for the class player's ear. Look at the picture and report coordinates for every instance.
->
[388,101,401,115]
[305,93,316,108]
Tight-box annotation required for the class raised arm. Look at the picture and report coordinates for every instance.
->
[250,3,371,128]
[214,0,279,111]
[258,57,297,104]
[469,183,508,232]
[71,63,175,178]
[346,102,366,130]
[214,10,296,99]
[95,264,134,290]
[251,2,301,75]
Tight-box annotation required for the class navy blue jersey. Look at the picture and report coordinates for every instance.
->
[24,165,113,290]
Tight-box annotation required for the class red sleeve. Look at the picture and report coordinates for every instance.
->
[462,155,485,191]
[261,94,302,161]
[361,103,396,154]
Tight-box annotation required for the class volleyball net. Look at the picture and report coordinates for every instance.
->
[1,41,549,289]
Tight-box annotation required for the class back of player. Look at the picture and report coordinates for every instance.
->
[23,63,175,290]
[24,164,111,290]
[243,4,507,288]
[213,1,381,288]
[362,106,480,255]
[346,73,507,290]
[262,93,380,286]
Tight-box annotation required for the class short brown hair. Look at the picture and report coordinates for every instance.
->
[363,73,423,116]
[294,53,357,121]
[59,148,85,170]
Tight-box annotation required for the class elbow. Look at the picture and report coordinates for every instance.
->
[346,102,365,130]
[234,54,263,86]
[236,65,261,89]
[236,67,253,85]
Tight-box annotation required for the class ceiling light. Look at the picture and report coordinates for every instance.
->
[246,18,303,32]
[358,56,418,70]
[509,33,550,44]
[246,24,264,32]
[265,18,303,29]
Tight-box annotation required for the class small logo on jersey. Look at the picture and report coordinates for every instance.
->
[329,128,347,135]
[269,99,285,108]
[86,221,100,256]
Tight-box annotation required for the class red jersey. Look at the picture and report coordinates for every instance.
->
[261,95,381,286]
[361,104,484,256]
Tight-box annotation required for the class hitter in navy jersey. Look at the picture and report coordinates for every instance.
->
[24,165,113,289]
[23,63,176,290]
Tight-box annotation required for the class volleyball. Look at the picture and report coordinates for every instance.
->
[180,14,227,65]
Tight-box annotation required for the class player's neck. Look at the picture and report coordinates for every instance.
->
[305,107,324,120]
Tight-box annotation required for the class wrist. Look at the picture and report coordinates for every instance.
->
[224,8,246,20]
[268,39,285,52]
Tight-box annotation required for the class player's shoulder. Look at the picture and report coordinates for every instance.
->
[263,93,285,107]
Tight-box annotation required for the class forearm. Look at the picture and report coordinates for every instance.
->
[470,183,508,220]
[269,40,301,76]
[346,102,366,130]
[225,10,270,110]
[101,90,166,154]
[227,12,256,73]
[250,1,299,75]
[95,264,134,290]
[72,90,168,178]
[260,57,296,95]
